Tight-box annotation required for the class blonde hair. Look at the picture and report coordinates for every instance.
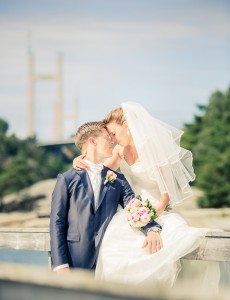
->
[102,107,125,125]
[75,121,106,151]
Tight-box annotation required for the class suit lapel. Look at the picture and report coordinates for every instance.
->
[77,170,95,210]
[96,167,109,210]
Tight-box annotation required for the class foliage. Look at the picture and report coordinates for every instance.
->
[0,119,77,205]
[182,86,230,208]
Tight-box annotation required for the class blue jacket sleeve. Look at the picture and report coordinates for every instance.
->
[119,174,135,207]
[50,174,69,268]
[141,221,162,235]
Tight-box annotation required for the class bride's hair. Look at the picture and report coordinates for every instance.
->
[102,107,126,125]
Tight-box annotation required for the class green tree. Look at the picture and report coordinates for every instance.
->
[182,86,230,207]
[0,120,76,207]
[0,119,8,134]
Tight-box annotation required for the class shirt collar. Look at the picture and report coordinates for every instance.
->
[84,159,104,173]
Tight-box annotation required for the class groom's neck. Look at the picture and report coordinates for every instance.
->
[84,152,104,165]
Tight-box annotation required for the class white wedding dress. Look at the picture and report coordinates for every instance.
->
[95,160,220,288]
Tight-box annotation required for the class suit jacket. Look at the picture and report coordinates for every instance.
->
[50,166,159,270]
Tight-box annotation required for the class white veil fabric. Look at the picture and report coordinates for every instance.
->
[121,102,196,207]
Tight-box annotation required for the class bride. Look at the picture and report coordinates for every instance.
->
[74,102,220,288]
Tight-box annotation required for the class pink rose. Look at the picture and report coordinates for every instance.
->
[104,170,117,184]
[134,199,142,207]
[108,170,117,180]
[131,213,140,221]
[129,199,136,207]
[125,195,157,228]
[129,198,142,207]
[140,213,151,224]
[138,207,149,215]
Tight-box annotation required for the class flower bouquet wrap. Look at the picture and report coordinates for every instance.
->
[125,195,158,228]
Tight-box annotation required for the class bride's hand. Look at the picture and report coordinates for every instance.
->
[73,153,89,170]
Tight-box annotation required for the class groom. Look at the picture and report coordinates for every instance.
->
[50,121,162,273]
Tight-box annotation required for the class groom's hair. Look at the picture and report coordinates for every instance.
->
[75,121,106,151]
[102,107,125,125]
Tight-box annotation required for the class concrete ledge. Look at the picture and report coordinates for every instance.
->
[0,228,230,262]
[0,263,229,300]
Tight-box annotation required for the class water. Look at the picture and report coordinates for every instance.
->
[0,249,48,266]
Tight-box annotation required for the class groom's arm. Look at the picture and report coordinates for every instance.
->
[50,174,70,271]
[119,174,135,207]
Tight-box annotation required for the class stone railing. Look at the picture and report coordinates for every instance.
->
[0,228,230,265]
[0,228,230,300]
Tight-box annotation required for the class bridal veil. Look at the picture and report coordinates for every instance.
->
[121,102,195,207]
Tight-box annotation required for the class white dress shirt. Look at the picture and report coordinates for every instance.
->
[53,160,103,272]
[85,160,103,210]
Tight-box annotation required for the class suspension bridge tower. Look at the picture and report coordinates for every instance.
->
[27,41,64,141]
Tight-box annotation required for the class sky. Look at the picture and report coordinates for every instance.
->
[0,0,229,142]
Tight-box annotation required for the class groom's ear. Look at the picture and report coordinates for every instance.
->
[88,136,97,146]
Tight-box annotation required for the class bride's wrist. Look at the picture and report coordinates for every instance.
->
[155,203,167,216]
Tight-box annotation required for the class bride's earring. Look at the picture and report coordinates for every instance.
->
[126,129,130,136]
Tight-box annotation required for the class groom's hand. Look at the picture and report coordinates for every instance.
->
[142,231,163,254]
[56,267,70,274]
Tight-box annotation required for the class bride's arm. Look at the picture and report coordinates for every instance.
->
[72,144,123,171]
[104,145,123,171]
[154,166,170,216]
[155,193,170,216]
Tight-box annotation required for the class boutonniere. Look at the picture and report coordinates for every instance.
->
[104,170,117,185]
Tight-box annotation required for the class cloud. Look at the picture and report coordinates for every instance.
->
[0,1,229,140]
[1,10,230,50]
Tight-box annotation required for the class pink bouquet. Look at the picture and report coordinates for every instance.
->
[125,195,158,228]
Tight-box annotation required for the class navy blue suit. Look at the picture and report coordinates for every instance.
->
[50,166,160,270]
